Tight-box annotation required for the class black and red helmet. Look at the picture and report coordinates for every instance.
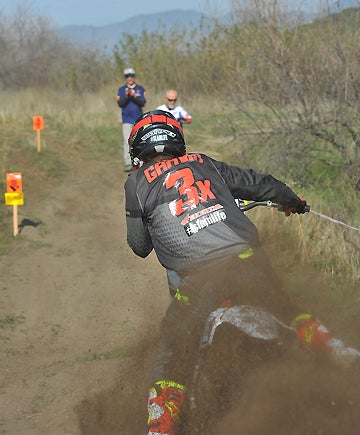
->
[128,110,186,165]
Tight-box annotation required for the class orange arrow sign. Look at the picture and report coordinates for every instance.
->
[33,115,44,131]
[6,172,23,193]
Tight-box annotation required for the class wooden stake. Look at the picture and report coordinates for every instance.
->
[37,130,41,153]
[13,204,19,236]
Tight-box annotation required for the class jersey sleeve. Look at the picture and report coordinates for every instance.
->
[117,86,129,108]
[125,175,153,257]
[133,86,146,108]
[211,158,302,207]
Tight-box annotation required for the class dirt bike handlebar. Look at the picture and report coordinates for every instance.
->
[238,200,310,213]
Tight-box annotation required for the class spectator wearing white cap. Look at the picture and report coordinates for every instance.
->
[116,67,147,172]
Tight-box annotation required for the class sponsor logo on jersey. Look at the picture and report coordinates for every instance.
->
[183,204,227,236]
[181,203,224,225]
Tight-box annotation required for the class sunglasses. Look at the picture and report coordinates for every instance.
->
[125,73,135,78]
[167,98,177,102]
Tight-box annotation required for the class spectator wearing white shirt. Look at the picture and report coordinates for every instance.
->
[156,89,192,124]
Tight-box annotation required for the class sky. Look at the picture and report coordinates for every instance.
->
[0,0,337,27]
[0,0,228,26]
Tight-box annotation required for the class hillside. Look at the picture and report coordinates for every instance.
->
[55,2,360,51]
[57,9,207,50]
[1,90,360,433]
[1,2,360,428]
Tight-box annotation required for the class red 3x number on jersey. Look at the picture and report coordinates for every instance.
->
[166,168,215,216]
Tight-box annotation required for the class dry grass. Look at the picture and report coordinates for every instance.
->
[0,89,359,284]
[0,87,118,127]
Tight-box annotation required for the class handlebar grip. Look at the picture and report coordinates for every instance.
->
[238,200,310,213]
[277,204,311,213]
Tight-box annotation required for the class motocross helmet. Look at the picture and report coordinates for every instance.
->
[128,110,186,166]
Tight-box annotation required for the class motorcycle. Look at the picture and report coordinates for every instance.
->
[176,201,360,434]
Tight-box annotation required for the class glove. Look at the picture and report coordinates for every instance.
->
[283,196,308,216]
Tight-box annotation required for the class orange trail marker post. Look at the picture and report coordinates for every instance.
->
[5,172,24,236]
[32,115,44,152]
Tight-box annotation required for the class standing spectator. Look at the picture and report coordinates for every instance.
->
[116,67,146,172]
[157,89,192,124]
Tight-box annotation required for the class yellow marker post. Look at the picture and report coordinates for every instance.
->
[32,115,44,152]
[5,172,24,236]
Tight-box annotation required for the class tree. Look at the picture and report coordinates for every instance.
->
[213,0,360,189]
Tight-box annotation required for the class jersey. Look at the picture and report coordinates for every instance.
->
[117,83,146,123]
[156,104,192,123]
[125,153,302,273]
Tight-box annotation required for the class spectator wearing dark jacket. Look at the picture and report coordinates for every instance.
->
[116,67,146,172]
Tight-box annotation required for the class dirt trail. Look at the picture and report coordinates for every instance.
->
[1,152,360,435]
[0,157,167,435]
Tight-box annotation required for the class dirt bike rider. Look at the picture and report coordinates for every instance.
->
[124,110,358,435]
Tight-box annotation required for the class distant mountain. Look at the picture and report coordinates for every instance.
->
[293,0,360,23]
[57,10,207,51]
[57,2,359,52]
[327,0,359,13]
